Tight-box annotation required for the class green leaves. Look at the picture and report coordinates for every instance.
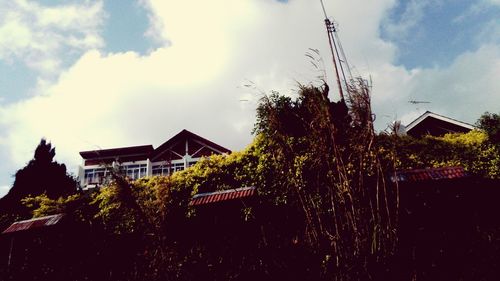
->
[376,130,500,179]
[477,112,500,145]
[22,193,81,218]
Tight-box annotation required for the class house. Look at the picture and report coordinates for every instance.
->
[404,111,474,138]
[78,129,231,188]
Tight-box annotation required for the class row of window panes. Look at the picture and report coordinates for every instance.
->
[152,162,186,176]
[122,164,147,180]
[85,161,198,183]
[84,168,111,185]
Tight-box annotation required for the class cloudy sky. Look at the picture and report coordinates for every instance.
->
[0,0,499,196]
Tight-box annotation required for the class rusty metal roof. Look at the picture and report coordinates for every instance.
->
[2,214,65,235]
[391,167,467,183]
[189,186,256,206]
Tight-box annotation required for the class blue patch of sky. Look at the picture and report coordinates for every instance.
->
[381,0,500,69]
[38,0,156,54]
[102,0,158,55]
[0,62,37,104]
[0,0,156,106]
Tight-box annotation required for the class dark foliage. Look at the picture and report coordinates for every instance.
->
[0,139,78,226]
[388,177,500,281]
[1,91,499,281]
[477,112,500,145]
[253,82,398,280]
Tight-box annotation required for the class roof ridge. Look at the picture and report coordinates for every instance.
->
[405,111,475,132]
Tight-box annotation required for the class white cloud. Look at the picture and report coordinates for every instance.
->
[382,0,434,42]
[487,0,500,6]
[454,0,500,23]
[0,0,397,191]
[0,185,9,196]
[412,45,499,120]
[475,19,500,45]
[0,0,105,75]
[372,44,500,129]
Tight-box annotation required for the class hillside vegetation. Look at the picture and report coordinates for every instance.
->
[1,83,499,281]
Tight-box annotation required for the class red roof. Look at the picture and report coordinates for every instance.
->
[2,214,65,234]
[189,186,256,206]
[391,167,467,183]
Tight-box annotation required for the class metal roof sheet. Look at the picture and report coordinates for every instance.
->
[2,214,65,234]
[189,186,256,206]
[391,167,467,183]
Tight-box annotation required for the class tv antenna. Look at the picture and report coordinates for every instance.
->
[408,100,431,104]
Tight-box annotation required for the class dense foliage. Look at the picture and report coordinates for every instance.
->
[376,130,500,179]
[0,139,78,229]
[252,81,398,279]
[1,82,400,281]
[477,111,500,146]
[1,86,499,280]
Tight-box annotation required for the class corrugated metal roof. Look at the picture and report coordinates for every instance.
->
[391,167,467,183]
[2,214,65,235]
[189,186,256,206]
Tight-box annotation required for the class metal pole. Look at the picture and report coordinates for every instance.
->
[7,236,14,268]
[325,18,345,100]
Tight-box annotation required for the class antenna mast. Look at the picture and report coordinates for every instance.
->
[320,0,351,101]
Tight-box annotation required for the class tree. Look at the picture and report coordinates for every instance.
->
[477,112,500,145]
[253,81,398,280]
[0,139,78,216]
[19,82,398,281]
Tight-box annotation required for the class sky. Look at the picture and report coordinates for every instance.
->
[0,0,499,196]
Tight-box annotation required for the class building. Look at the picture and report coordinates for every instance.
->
[78,129,231,188]
[404,111,474,138]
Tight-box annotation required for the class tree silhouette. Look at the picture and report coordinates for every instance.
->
[477,112,500,145]
[0,139,78,215]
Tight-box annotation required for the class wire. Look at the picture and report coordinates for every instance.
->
[321,0,351,101]
[320,0,328,19]
[324,18,345,100]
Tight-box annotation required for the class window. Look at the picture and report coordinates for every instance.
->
[152,165,169,176]
[122,164,147,180]
[84,168,111,185]
[172,162,184,172]
[152,162,185,176]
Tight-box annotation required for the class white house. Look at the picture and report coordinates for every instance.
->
[78,129,231,188]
